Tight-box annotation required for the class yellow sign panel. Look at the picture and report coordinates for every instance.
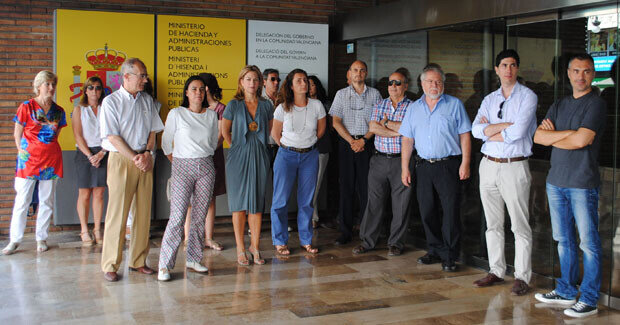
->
[156,15,246,120]
[56,9,155,150]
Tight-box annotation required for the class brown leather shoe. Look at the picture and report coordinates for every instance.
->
[473,273,504,287]
[511,279,530,296]
[103,271,119,282]
[129,266,154,275]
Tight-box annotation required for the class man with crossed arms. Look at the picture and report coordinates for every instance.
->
[471,49,537,296]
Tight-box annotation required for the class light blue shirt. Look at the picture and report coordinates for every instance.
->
[399,94,471,159]
[471,82,538,158]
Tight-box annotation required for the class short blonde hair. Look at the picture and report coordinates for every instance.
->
[233,65,263,101]
[33,70,57,95]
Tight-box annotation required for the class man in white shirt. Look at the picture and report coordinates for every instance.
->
[99,58,164,282]
[471,49,537,295]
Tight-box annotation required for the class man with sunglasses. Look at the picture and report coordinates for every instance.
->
[330,60,382,245]
[262,68,280,161]
[353,71,413,256]
[534,53,605,318]
[99,58,164,282]
[471,49,537,295]
[400,63,471,272]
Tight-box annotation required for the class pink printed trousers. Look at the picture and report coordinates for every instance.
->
[159,156,215,270]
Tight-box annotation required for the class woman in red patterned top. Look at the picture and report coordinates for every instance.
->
[2,70,66,255]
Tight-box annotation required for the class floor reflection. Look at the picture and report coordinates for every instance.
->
[0,227,618,323]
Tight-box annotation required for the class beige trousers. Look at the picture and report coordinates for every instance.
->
[479,157,532,283]
[101,152,153,272]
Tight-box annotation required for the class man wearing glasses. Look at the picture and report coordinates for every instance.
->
[534,53,605,318]
[99,58,164,282]
[352,71,413,256]
[471,49,537,296]
[400,63,471,272]
[330,60,382,245]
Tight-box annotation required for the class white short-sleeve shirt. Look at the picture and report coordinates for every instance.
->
[274,98,326,148]
[161,106,219,158]
[99,86,164,152]
[77,105,102,147]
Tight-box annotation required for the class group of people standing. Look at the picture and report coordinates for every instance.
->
[1,49,605,318]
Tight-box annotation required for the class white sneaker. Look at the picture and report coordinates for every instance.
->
[36,240,48,252]
[564,301,598,318]
[2,242,19,255]
[158,268,170,281]
[534,290,576,306]
[186,261,208,273]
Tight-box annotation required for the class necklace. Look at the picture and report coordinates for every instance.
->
[291,105,307,134]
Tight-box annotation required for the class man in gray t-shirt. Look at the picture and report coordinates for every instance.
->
[533,53,606,318]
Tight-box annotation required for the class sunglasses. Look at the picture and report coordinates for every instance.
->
[87,85,103,91]
[270,77,281,82]
[497,101,505,119]
[388,80,402,86]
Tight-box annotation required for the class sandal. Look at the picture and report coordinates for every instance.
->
[275,245,290,256]
[301,244,318,254]
[248,247,266,265]
[237,251,250,266]
[80,231,93,247]
[205,239,223,251]
[93,229,103,245]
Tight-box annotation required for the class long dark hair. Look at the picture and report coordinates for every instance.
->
[308,75,327,103]
[276,69,308,112]
[199,73,223,101]
[180,75,208,108]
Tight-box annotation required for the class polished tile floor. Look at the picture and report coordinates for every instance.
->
[1,226,618,324]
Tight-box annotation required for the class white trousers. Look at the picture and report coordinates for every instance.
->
[312,153,329,222]
[10,177,56,243]
[479,157,532,283]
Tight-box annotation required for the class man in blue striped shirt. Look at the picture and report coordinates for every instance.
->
[471,49,537,296]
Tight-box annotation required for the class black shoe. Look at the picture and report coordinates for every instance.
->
[352,245,369,255]
[334,236,351,245]
[319,221,336,230]
[417,253,442,265]
[388,246,402,256]
[442,260,457,272]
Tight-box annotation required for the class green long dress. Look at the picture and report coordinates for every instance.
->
[223,98,273,213]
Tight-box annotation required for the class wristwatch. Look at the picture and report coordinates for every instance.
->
[383,120,389,128]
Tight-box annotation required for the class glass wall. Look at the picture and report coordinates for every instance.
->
[355,4,620,308]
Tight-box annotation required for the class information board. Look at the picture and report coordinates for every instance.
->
[247,20,328,91]
[157,15,246,118]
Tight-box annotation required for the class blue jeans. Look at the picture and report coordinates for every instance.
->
[271,147,319,246]
[546,183,601,307]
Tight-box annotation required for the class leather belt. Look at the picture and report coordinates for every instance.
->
[351,135,365,140]
[375,151,400,158]
[281,144,316,153]
[417,155,460,164]
[484,155,528,163]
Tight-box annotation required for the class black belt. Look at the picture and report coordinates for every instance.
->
[351,135,365,140]
[375,151,400,158]
[483,155,528,163]
[281,144,316,153]
[417,155,460,164]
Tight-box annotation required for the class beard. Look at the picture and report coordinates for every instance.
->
[426,90,443,100]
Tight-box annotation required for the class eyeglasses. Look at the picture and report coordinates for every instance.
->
[497,101,505,119]
[270,77,281,82]
[87,85,103,91]
[129,72,148,79]
[388,80,402,86]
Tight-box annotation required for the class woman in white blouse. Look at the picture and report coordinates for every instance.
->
[71,76,107,246]
[157,76,218,281]
[270,69,326,255]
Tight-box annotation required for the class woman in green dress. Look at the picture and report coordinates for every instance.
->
[222,65,273,266]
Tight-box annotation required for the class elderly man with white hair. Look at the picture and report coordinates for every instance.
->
[400,63,472,272]
[99,58,164,282]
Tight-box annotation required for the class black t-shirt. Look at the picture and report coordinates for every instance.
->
[545,91,606,188]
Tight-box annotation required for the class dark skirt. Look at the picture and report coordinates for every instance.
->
[213,146,226,196]
[74,147,108,189]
